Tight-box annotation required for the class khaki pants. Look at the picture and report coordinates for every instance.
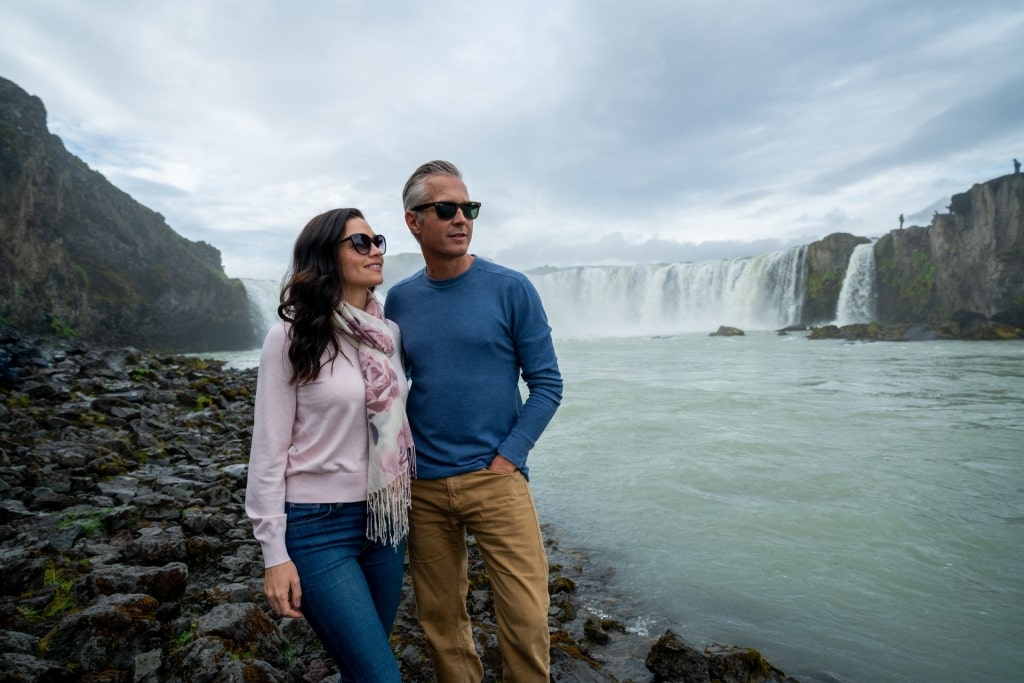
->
[409,470,550,683]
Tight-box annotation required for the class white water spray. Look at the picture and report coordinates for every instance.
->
[834,243,876,325]
[241,278,282,342]
[529,247,807,337]
[241,246,819,340]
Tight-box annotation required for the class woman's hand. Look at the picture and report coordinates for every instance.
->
[264,561,303,618]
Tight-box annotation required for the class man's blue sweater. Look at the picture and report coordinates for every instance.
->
[384,258,563,480]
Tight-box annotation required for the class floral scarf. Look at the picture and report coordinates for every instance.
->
[333,293,415,546]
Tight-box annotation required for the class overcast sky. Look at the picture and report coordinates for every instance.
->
[2,1,1022,280]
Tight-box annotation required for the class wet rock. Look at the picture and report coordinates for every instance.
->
[40,593,161,673]
[196,602,287,666]
[0,651,76,682]
[705,643,800,683]
[129,649,163,683]
[584,616,611,645]
[645,629,710,682]
[79,561,189,603]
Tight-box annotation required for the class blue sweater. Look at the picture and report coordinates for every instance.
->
[384,258,563,480]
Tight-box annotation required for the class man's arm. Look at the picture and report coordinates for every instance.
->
[495,279,563,467]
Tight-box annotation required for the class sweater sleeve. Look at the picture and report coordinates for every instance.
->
[497,278,563,467]
[244,322,296,568]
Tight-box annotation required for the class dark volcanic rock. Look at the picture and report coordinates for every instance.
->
[800,174,1023,328]
[874,174,1024,326]
[710,326,745,337]
[802,233,871,325]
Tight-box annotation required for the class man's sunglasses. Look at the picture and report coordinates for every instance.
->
[409,201,482,220]
[340,233,387,255]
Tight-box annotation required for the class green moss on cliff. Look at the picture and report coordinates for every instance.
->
[0,120,19,154]
[803,266,844,322]
[806,266,841,301]
[876,239,939,322]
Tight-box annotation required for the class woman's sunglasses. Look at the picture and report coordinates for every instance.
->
[340,233,387,255]
[409,201,482,220]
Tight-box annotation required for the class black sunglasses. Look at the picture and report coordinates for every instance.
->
[340,233,386,255]
[409,201,481,220]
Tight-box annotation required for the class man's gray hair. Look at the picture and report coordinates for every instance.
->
[402,160,463,211]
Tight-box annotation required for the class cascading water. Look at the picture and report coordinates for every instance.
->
[529,246,808,337]
[242,278,283,342]
[834,242,876,326]
[240,246,812,341]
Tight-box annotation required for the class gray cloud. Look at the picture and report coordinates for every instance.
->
[812,74,1024,191]
[1,0,1021,279]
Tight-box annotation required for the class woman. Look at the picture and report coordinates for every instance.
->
[245,208,415,681]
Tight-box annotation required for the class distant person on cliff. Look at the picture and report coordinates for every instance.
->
[899,213,904,229]
[245,208,415,682]
[384,160,563,683]
[1015,158,1021,174]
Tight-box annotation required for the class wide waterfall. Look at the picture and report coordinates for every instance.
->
[833,242,876,326]
[529,246,808,337]
[239,243,891,340]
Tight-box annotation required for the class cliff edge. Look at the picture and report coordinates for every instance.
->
[801,173,1024,329]
[875,173,1024,326]
[0,76,256,352]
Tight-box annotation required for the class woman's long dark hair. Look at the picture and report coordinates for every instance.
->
[278,208,363,385]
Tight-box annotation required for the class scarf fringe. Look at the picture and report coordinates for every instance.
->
[365,464,413,547]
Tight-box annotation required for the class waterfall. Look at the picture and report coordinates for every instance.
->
[242,246,812,341]
[833,243,876,326]
[528,246,807,337]
[242,278,282,342]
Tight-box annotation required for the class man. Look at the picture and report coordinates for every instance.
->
[384,160,563,683]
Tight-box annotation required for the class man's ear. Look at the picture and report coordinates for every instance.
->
[405,210,422,238]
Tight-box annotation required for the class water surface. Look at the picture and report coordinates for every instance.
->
[529,332,1023,683]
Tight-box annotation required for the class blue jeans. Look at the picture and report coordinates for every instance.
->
[285,501,405,682]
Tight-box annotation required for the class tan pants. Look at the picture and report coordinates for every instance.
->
[408,470,550,683]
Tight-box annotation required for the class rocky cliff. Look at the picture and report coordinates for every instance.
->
[801,232,870,323]
[875,173,1024,326]
[0,77,257,352]
[801,173,1024,329]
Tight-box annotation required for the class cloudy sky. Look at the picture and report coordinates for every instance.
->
[2,1,1022,280]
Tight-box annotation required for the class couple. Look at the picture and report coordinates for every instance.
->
[245,160,564,682]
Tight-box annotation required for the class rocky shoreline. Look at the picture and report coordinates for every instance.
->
[0,325,801,682]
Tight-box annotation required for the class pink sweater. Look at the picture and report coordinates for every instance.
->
[244,320,408,568]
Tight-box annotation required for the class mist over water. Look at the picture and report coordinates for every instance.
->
[242,278,281,342]
[529,247,808,336]
[226,255,1022,682]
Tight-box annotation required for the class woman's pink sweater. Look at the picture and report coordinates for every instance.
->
[244,320,408,568]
